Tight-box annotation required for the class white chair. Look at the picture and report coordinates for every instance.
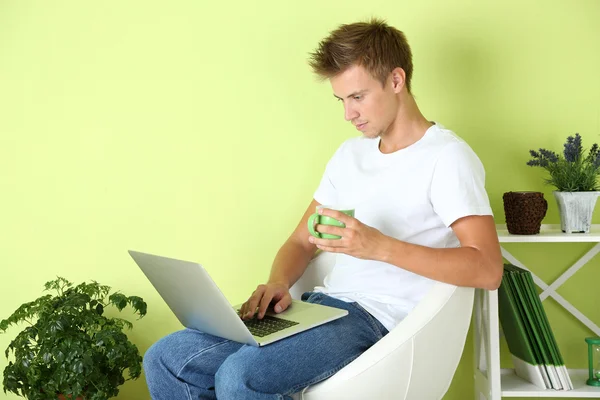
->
[289,251,475,400]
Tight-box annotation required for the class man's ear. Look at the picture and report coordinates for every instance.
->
[390,67,406,93]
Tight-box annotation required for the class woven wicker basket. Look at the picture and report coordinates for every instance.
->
[502,191,547,235]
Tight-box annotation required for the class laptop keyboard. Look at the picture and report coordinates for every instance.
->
[241,315,299,337]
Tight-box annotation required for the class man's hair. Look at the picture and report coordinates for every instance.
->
[308,18,414,93]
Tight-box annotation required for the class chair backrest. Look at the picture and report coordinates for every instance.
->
[289,251,475,400]
[401,282,474,399]
[289,251,336,300]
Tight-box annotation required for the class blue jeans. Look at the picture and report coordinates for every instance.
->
[143,292,388,400]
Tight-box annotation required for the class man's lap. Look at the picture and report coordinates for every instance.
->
[147,292,388,395]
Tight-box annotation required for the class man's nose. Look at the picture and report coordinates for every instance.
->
[344,105,359,122]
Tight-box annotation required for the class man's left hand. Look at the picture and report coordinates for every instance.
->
[308,208,387,260]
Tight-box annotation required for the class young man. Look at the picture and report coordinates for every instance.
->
[143,18,503,399]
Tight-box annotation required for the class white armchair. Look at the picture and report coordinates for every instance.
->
[289,251,475,400]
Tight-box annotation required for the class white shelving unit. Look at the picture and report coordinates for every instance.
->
[474,224,600,400]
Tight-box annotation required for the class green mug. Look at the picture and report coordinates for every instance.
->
[307,205,355,239]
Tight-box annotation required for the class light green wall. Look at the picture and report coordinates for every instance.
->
[1,1,599,399]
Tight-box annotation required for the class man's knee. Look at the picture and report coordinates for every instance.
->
[215,350,264,398]
[215,355,244,397]
[143,332,186,378]
[143,337,168,378]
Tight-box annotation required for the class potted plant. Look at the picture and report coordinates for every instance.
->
[527,133,600,233]
[1,277,147,400]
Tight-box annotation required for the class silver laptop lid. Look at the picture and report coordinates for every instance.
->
[128,250,258,346]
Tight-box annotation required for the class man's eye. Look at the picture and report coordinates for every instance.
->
[354,96,362,100]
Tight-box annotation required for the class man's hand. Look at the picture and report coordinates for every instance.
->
[308,208,387,260]
[239,282,292,320]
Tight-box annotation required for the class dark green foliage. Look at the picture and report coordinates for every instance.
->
[1,277,147,400]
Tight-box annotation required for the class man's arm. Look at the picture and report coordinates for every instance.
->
[239,199,320,319]
[378,215,503,290]
[310,210,503,291]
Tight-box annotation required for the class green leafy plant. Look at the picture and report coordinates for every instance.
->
[0,277,147,400]
[527,133,600,191]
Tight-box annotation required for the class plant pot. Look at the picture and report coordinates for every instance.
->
[502,191,548,234]
[553,191,600,233]
[57,395,83,400]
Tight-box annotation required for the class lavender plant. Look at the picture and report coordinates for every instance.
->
[527,133,600,192]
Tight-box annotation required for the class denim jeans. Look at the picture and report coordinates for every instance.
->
[143,292,388,400]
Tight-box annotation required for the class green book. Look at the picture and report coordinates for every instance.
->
[500,264,573,390]
[498,264,548,388]
[520,267,573,390]
[508,265,559,389]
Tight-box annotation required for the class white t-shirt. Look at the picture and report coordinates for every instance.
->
[312,123,493,331]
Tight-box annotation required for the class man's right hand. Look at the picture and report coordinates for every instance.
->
[238,282,292,320]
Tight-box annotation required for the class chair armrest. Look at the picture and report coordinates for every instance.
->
[299,282,475,399]
[315,281,462,381]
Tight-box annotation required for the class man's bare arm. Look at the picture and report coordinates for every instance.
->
[311,210,503,290]
[239,199,320,319]
[380,215,503,290]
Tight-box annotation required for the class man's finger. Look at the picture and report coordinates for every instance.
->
[258,288,277,319]
[274,293,292,314]
[239,301,247,317]
[319,208,353,226]
[311,236,345,248]
[316,245,342,253]
[243,286,266,319]
[240,295,254,316]
[315,224,344,236]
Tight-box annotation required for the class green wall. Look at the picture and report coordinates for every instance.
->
[1,1,599,399]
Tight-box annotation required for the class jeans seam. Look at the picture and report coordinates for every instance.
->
[184,382,193,400]
[350,302,386,339]
[283,352,362,396]
[175,339,231,379]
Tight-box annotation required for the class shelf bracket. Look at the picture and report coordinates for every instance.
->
[500,245,600,337]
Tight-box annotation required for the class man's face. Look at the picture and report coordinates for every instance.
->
[330,64,399,139]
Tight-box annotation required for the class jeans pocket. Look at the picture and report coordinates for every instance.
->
[350,302,388,339]
[300,291,313,301]
[301,291,324,304]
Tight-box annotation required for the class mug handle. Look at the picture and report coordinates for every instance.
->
[307,213,321,238]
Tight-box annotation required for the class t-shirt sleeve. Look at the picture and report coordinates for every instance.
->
[430,141,493,227]
[313,144,344,205]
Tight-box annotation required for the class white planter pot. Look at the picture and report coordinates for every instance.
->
[553,191,600,233]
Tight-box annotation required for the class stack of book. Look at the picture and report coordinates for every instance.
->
[498,263,573,390]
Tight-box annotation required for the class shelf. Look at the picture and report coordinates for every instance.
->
[476,229,600,399]
[497,224,600,243]
[501,369,600,398]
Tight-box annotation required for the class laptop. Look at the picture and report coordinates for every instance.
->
[128,250,348,346]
